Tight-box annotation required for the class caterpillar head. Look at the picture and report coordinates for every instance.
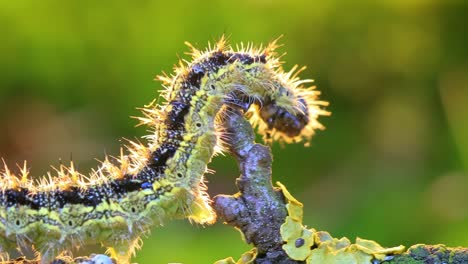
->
[249,90,330,144]
[259,97,309,138]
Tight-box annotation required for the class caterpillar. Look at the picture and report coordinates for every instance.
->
[0,37,329,264]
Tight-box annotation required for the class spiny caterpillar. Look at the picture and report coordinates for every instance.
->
[0,37,329,264]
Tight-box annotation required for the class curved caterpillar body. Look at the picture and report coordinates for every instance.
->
[0,37,329,263]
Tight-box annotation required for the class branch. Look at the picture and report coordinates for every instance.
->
[213,107,294,263]
[213,107,468,264]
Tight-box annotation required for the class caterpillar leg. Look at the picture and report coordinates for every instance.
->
[36,243,68,264]
[105,236,142,264]
[0,251,10,263]
[186,186,216,225]
[0,241,9,261]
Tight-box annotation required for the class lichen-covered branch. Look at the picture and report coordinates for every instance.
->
[213,107,468,264]
[213,107,294,263]
[213,107,402,263]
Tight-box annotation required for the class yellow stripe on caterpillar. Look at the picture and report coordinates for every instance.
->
[0,36,329,264]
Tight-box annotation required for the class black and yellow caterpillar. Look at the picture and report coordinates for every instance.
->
[0,37,329,264]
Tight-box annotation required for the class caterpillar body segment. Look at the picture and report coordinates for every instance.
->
[0,37,329,263]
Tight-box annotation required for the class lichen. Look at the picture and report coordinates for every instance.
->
[214,248,257,264]
[277,181,405,263]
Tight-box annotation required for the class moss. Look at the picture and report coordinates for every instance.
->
[385,244,468,264]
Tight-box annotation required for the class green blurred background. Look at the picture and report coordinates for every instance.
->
[0,0,467,263]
